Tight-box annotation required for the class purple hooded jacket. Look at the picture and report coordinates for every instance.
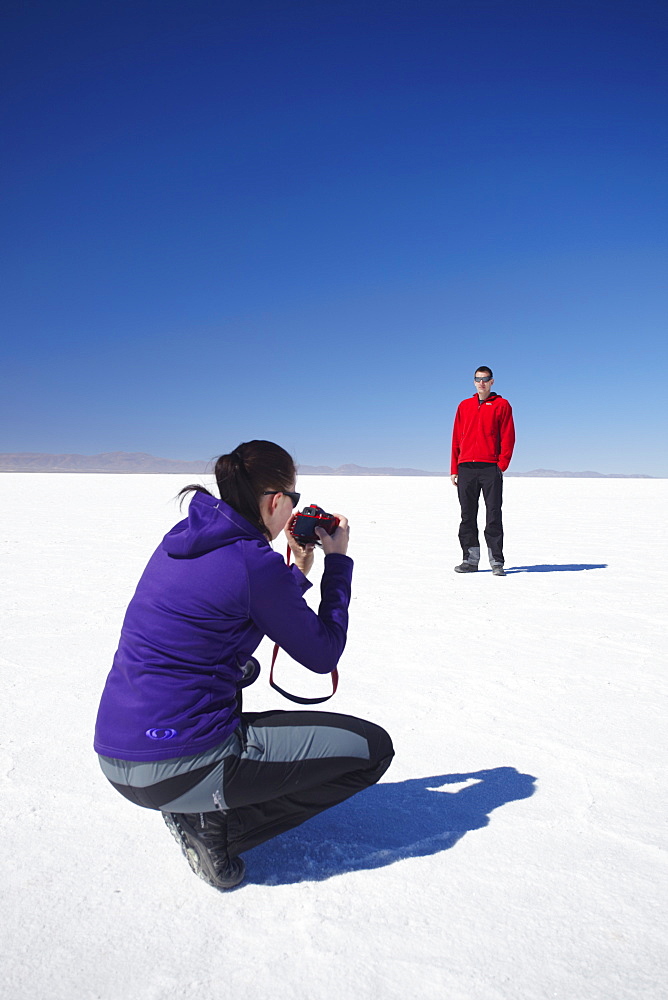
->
[94,491,353,761]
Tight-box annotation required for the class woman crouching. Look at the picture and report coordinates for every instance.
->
[94,440,394,889]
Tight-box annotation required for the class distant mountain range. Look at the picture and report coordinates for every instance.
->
[506,468,654,479]
[297,462,440,476]
[0,451,210,473]
[296,464,655,479]
[0,452,656,478]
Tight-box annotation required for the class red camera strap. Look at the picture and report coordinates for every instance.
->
[268,545,339,705]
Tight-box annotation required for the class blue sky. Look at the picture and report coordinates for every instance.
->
[2,0,666,474]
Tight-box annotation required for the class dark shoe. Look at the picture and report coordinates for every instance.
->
[163,811,246,890]
[454,562,478,573]
[491,565,506,577]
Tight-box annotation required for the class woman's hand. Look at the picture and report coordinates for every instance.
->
[285,526,316,576]
[316,515,349,556]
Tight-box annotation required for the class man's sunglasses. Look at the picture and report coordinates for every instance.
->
[474,375,493,383]
[262,490,301,508]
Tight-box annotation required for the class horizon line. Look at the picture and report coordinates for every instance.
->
[0,451,658,479]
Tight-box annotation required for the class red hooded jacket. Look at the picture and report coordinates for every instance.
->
[451,392,515,474]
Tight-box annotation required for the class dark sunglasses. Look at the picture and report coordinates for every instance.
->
[262,490,301,508]
[474,375,493,383]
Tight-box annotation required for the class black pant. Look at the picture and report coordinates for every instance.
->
[105,710,394,858]
[457,462,504,565]
[222,711,394,856]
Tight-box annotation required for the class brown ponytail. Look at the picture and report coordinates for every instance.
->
[178,440,296,537]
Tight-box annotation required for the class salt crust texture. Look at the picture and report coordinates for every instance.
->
[1,474,666,1000]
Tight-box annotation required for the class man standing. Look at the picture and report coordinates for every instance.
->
[450,366,515,577]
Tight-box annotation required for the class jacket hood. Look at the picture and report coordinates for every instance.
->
[162,491,267,557]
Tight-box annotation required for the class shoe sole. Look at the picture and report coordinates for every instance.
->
[163,813,246,890]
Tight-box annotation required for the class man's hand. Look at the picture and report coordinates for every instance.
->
[450,474,458,486]
[316,515,349,556]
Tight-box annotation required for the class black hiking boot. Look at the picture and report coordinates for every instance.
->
[454,562,478,573]
[491,565,506,577]
[163,811,246,890]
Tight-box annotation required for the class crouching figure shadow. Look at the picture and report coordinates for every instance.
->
[245,766,536,885]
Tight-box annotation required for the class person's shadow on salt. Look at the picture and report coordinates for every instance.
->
[244,766,536,886]
[503,563,607,573]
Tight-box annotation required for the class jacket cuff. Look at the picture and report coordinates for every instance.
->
[289,563,313,593]
[323,552,354,578]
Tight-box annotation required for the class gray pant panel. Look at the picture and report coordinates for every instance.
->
[98,730,238,788]
[159,716,372,813]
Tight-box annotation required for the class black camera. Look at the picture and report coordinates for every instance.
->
[289,504,340,546]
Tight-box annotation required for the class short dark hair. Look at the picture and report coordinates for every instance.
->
[178,440,296,538]
[475,366,493,377]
